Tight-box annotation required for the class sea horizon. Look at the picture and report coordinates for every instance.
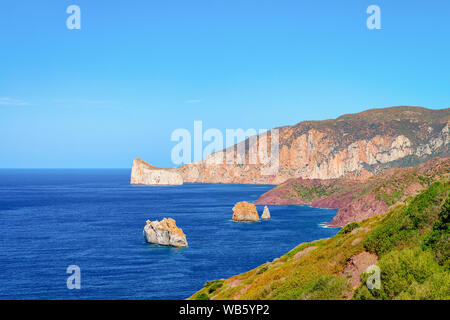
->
[0,169,337,299]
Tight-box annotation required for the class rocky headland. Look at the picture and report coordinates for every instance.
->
[132,107,449,185]
[131,158,183,185]
[143,218,188,247]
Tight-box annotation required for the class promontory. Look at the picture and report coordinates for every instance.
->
[131,107,449,186]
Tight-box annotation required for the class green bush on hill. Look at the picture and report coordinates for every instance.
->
[354,247,450,300]
[364,181,447,256]
[423,194,450,268]
[300,275,349,300]
[188,178,450,301]
[355,181,450,300]
[195,292,210,300]
[204,280,224,294]
[338,222,361,235]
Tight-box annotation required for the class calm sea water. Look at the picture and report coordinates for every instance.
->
[0,169,338,300]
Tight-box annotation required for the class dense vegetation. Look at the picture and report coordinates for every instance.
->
[292,184,338,202]
[190,179,449,300]
[338,222,361,235]
[355,181,449,299]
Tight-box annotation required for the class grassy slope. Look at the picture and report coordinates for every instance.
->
[189,179,449,300]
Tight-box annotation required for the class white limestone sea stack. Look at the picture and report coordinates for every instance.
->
[261,206,271,220]
[143,218,188,247]
[131,158,183,185]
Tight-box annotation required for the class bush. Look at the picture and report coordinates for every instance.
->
[423,194,450,267]
[364,209,411,256]
[195,292,210,300]
[338,222,361,235]
[204,280,224,294]
[404,182,445,228]
[256,266,269,275]
[353,285,377,300]
[364,181,446,256]
[354,248,449,300]
[299,275,349,300]
[395,271,450,300]
[378,248,438,298]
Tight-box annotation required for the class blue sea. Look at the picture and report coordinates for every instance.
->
[0,169,339,300]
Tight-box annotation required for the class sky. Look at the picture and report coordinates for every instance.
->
[0,0,449,168]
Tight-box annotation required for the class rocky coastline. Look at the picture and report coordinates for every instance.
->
[132,107,449,186]
[255,157,450,227]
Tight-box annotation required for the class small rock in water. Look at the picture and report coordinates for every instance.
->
[261,206,271,220]
[232,201,259,222]
[143,218,188,247]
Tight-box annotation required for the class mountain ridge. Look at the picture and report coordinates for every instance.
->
[132,106,449,185]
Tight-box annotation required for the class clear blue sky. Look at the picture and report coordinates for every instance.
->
[1,0,449,168]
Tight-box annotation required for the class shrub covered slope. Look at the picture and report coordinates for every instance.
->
[190,179,449,300]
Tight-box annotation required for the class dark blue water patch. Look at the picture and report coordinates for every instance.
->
[0,169,338,299]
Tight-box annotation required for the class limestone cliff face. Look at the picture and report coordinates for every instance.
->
[133,106,449,185]
[130,158,183,185]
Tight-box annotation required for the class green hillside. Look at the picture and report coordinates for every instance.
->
[189,179,449,300]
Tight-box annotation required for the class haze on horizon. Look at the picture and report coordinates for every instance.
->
[1,0,449,168]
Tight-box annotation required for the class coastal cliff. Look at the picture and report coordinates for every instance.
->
[255,157,450,227]
[131,158,183,185]
[132,106,449,185]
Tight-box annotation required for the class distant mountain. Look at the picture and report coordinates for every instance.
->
[132,106,449,185]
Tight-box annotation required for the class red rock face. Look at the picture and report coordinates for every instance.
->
[254,157,450,227]
[329,194,388,227]
[342,252,379,291]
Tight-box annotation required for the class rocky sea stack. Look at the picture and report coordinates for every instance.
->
[261,206,271,220]
[232,201,259,222]
[143,218,188,247]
